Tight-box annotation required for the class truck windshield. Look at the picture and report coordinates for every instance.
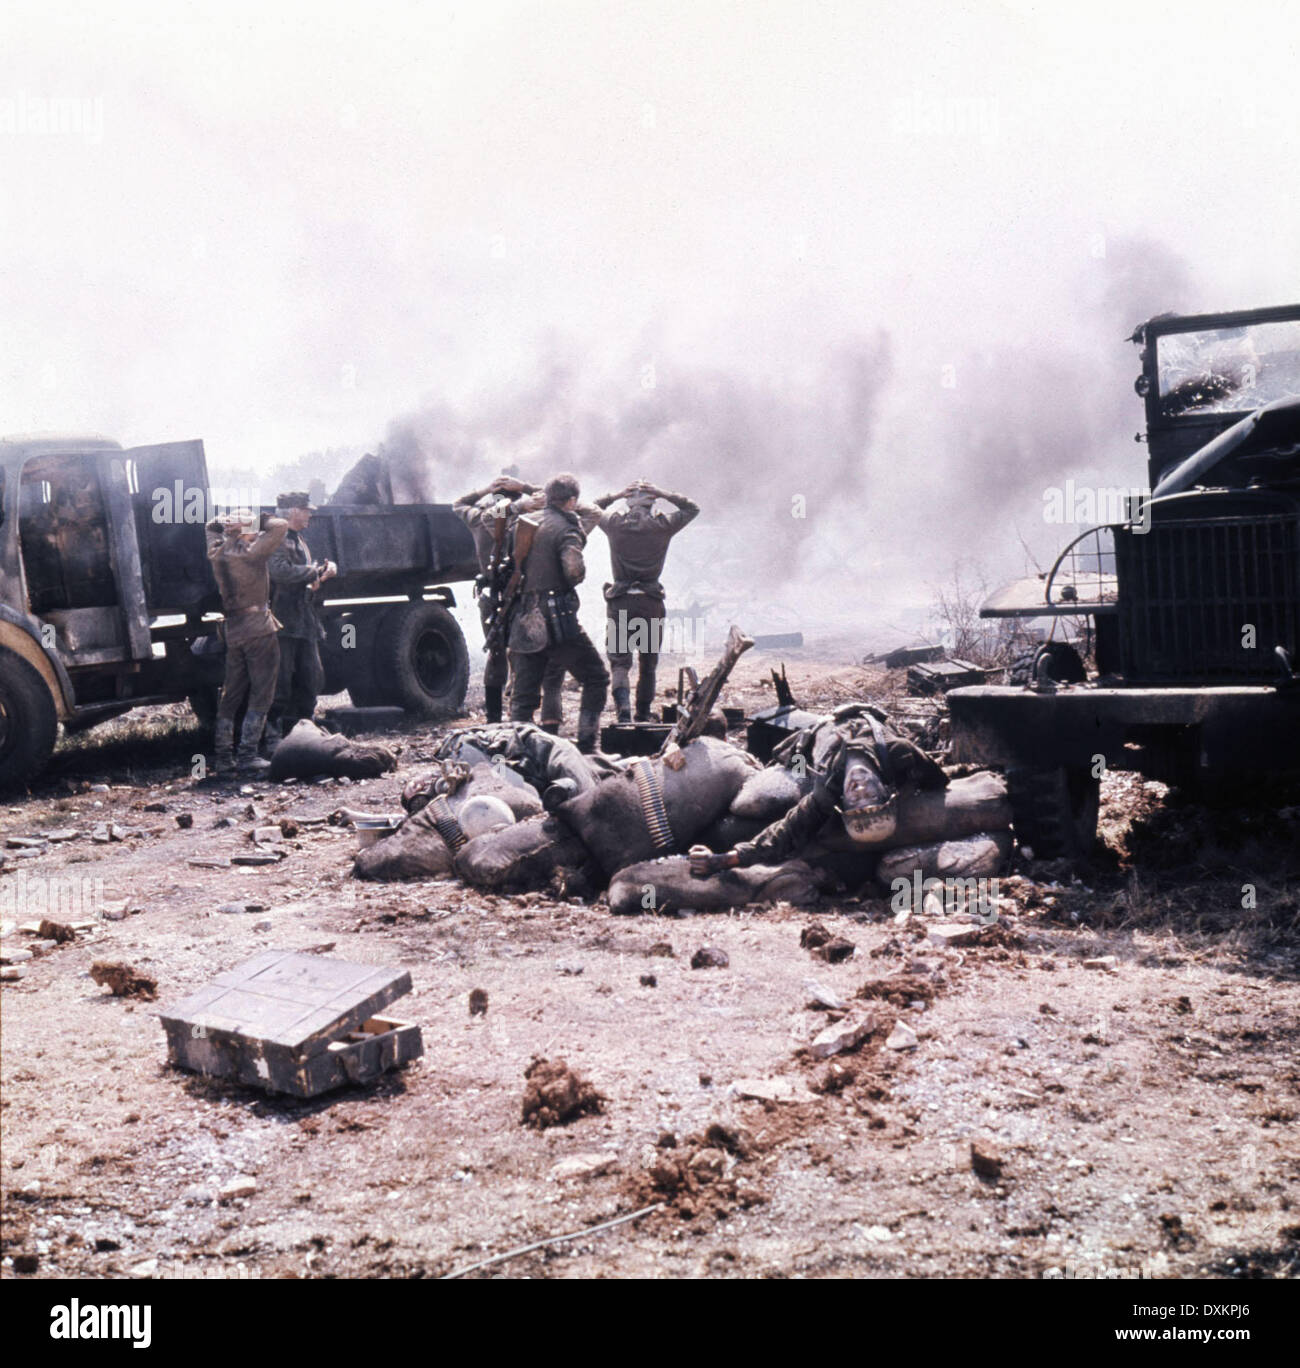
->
[1156,319,1300,418]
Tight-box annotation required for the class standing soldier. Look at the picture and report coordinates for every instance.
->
[266,492,336,749]
[594,480,699,722]
[205,510,289,775]
[507,473,609,753]
[454,475,539,724]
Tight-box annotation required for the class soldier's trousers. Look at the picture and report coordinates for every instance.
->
[217,632,280,721]
[484,623,563,722]
[606,591,666,716]
[509,633,609,723]
[271,634,325,729]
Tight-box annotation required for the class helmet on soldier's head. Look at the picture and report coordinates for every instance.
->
[838,745,898,846]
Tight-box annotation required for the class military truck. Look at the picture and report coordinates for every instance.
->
[947,303,1300,858]
[0,435,478,789]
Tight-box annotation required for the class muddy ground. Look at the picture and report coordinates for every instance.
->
[2,654,1297,1280]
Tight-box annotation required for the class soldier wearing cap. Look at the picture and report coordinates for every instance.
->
[205,509,290,774]
[266,492,336,749]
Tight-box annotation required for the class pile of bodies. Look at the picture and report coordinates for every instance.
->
[351,707,1013,913]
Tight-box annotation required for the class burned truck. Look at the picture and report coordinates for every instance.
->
[0,436,478,789]
[947,303,1300,858]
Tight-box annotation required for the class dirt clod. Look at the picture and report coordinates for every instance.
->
[812,936,856,964]
[89,961,158,1000]
[468,988,488,1016]
[690,946,729,970]
[970,1137,1003,1179]
[800,922,832,950]
[521,1056,605,1129]
[639,973,657,987]
[38,918,76,944]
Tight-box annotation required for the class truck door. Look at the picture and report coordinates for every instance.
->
[17,449,151,664]
[126,440,217,615]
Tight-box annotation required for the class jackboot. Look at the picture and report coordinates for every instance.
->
[539,720,561,735]
[576,708,603,755]
[634,674,657,722]
[261,717,283,757]
[484,685,504,724]
[236,709,272,774]
[213,718,236,778]
[612,685,632,724]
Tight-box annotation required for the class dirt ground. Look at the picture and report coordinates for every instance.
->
[2,653,1298,1280]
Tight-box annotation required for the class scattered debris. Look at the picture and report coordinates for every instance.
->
[800,922,833,949]
[1,948,34,965]
[648,942,675,958]
[219,1176,258,1202]
[1084,956,1118,971]
[812,936,856,964]
[732,1076,812,1104]
[1,966,25,982]
[521,1056,605,1129]
[927,923,985,949]
[549,1153,617,1182]
[37,918,76,944]
[804,980,848,1011]
[468,988,489,1016]
[885,1020,919,1051]
[90,961,158,1000]
[810,1062,856,1095]
[970,1138,1003,1179]
[639,973,657,987]
[808,1011,878,1059]
[690,946,729,970]
[175,813,194,829]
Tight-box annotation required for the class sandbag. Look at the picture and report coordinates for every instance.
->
[454,814,594,892]
[876,829,1013,885]
[608,856,822,915]
[729,765,813,822]
[270,719,398,781]
[353,803,454,880]
[556,737,758,877]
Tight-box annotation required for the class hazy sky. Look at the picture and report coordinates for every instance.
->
[3,0,1298,638]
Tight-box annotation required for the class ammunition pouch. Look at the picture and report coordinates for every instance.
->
[542,589,583,646]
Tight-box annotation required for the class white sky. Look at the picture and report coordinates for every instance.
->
[2,0,1298,638]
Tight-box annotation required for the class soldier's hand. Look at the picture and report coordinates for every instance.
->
[689,847,732,879]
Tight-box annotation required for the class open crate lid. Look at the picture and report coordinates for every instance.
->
[159,951,412,1058]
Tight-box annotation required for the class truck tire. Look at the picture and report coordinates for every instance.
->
[1007,764,1100,860]
[374,601,469,717]
[0,650,60,792]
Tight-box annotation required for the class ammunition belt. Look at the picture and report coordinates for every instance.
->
[429,795,467,852]
[631,759,676,853]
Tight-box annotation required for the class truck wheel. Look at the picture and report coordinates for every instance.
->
[1007,764,1100,860]
[374,602,469,717]
[0,650,59,792]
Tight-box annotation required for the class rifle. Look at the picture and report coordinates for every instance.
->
[484,514,540,653]
[658,624,754,769]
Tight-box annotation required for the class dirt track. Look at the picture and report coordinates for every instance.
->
[2,656,1298,1280]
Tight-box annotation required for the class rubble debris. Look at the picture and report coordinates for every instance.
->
[217,902,266,915]
[690,946,729,970]
[882,643,945,670]
[800,922,832,949]
[12,1252,40,1273]
[928,922,985,949]
[1,948,34,965]
[732,1076,813,1104]
[6,836,46,849]
[189,857,231,869]
[549,1153,617,1182]
[251,826,283,844]
[1,966,25,982]
[279,819,300,838]
[885,1020,919,1051]
[37,918,76,944]
[231,851,284,866]
[812,936,856,964]
[90,961,158,1000]
[810,1062,856,1095]
[648,942,675,958]
[219,1176,258,1202]
[160,951,422,1098]
[970,1138,1003,1179]
[639,973,657,987]
[804,980,848,1011]
[175,813,194,829]
[468,988,489,1016]
[808,1011,879,1059]
[521,1056,605,1129]
[1084,956,1118,971]
[45,829,79,842]
[101,899,129,921]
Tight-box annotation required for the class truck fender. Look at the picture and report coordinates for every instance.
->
[0,607,75,719]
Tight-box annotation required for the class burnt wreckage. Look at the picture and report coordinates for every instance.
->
[948,303,1300,857]
[0,443,478,788]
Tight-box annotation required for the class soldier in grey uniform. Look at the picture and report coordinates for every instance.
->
[594,480,699,722]
[507,473,609,753]
[266,492,336,749]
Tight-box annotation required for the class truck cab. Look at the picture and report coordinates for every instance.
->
[946,304,1300,858]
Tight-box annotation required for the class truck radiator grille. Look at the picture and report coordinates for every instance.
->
[1115,513,1298,683]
